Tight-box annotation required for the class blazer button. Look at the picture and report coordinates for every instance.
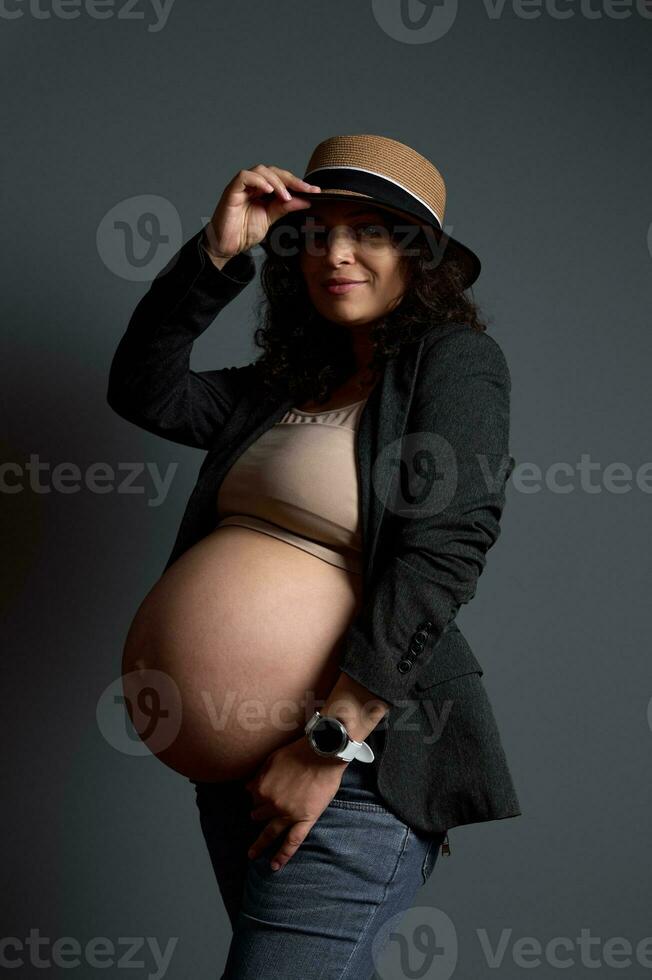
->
[414,630,428,644]
[422,621,434,631]
[397,658,414,674]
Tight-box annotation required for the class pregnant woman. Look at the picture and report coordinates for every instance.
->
[108,134,522,979]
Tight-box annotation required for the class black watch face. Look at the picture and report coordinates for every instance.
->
[313,717,347,754]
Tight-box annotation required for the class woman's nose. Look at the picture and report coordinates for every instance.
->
[323,227,357,261]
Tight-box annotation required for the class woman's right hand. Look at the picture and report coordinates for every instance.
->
[203,165,322,261]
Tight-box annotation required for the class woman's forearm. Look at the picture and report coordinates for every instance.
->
[200,233,230,271]
[317,671,391,743]
[201,226,239,271]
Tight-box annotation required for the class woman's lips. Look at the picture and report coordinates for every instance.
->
[323,282,366,295]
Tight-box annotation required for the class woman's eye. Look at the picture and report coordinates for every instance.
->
[297,223,390,249]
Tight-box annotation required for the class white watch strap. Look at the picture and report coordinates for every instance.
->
[338,737,375,763]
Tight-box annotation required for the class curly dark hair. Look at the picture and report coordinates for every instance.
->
[249,216,488,407]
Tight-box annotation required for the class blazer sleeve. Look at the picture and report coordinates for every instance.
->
[106,226,258,450]
[337,327,516,707]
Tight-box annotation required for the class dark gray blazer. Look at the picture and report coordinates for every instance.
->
[107,227,522,836]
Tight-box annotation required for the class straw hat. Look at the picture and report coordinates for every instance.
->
[265,133,481,289]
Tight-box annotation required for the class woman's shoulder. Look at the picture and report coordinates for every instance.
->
[423,321,506,355]
[421,322,510,382]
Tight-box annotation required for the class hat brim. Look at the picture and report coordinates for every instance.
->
[265,190,481,289]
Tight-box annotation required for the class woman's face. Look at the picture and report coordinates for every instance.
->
[297,200,410,329]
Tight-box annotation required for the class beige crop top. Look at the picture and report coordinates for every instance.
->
[215,397,368,574]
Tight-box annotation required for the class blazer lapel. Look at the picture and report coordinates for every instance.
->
[358,337,425,585]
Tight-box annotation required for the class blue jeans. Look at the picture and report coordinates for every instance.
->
[191,758,446,979]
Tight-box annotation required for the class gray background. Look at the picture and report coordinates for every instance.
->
[2,2,651,978]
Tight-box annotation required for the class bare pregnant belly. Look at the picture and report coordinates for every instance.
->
[121,526,364,782]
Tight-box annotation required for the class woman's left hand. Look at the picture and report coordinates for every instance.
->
[244,736,348,871]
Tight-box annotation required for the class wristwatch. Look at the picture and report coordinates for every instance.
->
[304,710,375,763]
